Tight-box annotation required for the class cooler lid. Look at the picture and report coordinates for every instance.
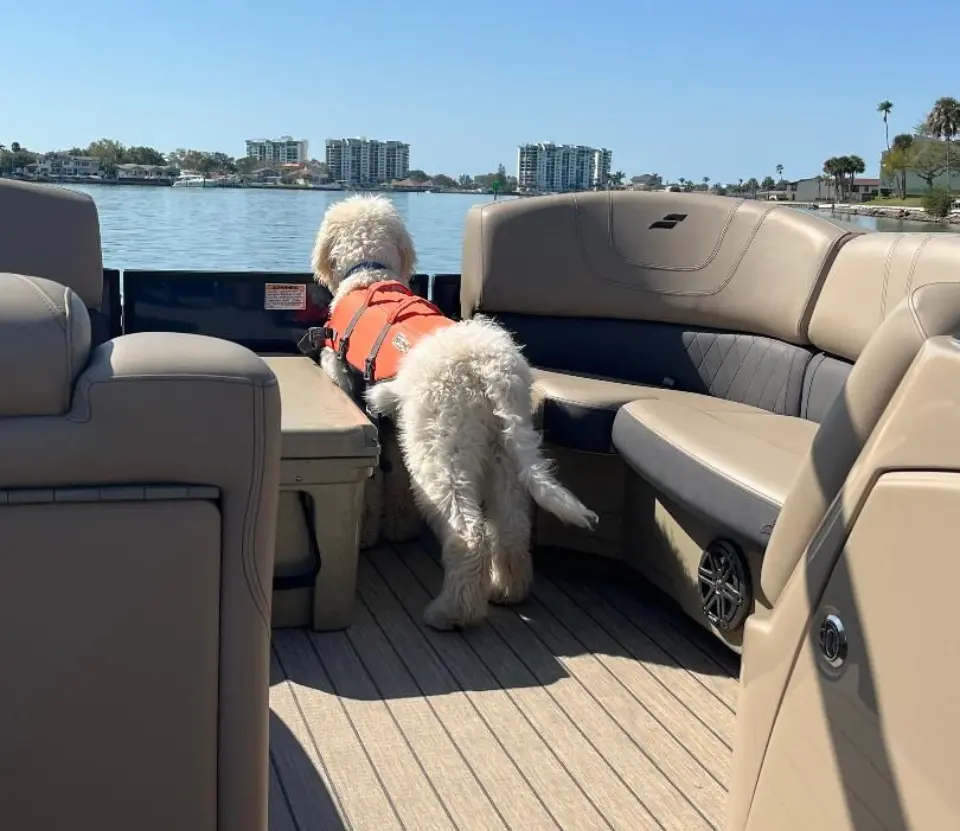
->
[262,356,380,460]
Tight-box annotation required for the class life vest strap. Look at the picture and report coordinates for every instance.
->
[386,294,428,324]
[363,318,398,382]
[335,299,370,359]
[362,293,442,381]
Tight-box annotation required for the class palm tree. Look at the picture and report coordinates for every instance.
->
[891,133,915,198]
[823,157,843,203]
[702,176,710,191]
[846,155,866,200]
[606,171,624,189]
[775,163,784,185]
[877,101,894,150]
[926,96,960,193]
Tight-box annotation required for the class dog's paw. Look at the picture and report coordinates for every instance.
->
[423,599,461,632]
[489,554,534,605]
[489,582,531,606]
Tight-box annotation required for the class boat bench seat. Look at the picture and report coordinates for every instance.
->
[612,396,817,550]
[532,366,818,550]
[531,369,655,453]
[461,189,960,644]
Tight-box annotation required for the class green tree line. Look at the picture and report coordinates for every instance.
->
[0,138,256,177]
[408,164,517,192]
[878,96,959,206]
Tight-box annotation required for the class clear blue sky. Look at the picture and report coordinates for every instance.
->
[3,0,957,183]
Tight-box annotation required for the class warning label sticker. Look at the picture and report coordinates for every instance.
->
[264,283,307,310]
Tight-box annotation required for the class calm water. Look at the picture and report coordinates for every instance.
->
[62,184,956,274]
[63,184,513,273]
[810,209,958,235]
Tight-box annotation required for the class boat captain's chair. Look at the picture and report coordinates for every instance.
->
[0,179,112,344]
[0,203,282,829]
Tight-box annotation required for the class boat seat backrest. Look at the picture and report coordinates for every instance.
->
[460,191,857,417]
[0,272,282,831]
[762,232,960,603]
[0,179,108,342]
[461,191,855,337]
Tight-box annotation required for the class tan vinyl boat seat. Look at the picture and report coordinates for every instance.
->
[531,369,657,452]
[534,364,818,552]
[532,366,811,455]
[0,180,283,831]
[612,396,817,550]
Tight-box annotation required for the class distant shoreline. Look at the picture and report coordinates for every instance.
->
[815,202,960,225]
[6,174,512,196]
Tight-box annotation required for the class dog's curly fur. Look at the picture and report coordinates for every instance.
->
[312,194,598,630]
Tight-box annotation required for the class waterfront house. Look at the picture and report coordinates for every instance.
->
[786,176,886,203]
[389,177,431,191]
[251,167,283,184]
[32,155,101,179]
[116,163,179,181]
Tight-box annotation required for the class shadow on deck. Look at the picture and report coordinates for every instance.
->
[269,540,740,831]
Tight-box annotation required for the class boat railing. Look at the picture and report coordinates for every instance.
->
[102,269,464,351]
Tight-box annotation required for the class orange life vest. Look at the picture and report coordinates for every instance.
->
[325,280,454,383]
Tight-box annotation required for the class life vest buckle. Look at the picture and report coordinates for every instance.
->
[298,326,328,360]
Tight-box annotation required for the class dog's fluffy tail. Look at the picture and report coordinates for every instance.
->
[494,404,598,530]
[365,381,402,417]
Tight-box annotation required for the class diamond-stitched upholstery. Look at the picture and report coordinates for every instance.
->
[682,332,811,415]
[494,313,813,425]
[513,316,814,452]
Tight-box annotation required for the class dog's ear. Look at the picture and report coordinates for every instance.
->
[397,225,417,280]
[311,223,338,291]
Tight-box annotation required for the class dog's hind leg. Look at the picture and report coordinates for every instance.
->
[486,450,535,605]
[413,464,490,631]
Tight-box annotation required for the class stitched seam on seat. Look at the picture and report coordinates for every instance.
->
[797,230,855,341]
[10,273,67,331]
[901,234,933,313]
[744,341,778,407]
[721,336,755,399]
[765,350,789,412]
[879,233,905,321]
[693,332,721,375]
[61,286,76,413]
[801,353,827,420]
[626,413,783,507]
[67,374,276,424]
[11,273,70,412]
[241,383,271,628]
[581,201,779,295]
[540,393,638,409]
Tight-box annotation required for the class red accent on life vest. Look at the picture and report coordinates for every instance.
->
[325,280,454,383]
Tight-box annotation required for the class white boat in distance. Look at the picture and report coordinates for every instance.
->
[172,174,239,188]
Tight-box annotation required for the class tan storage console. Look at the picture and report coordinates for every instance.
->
[261,356,380,631]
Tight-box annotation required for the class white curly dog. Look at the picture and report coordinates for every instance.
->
[312,194,597,630]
